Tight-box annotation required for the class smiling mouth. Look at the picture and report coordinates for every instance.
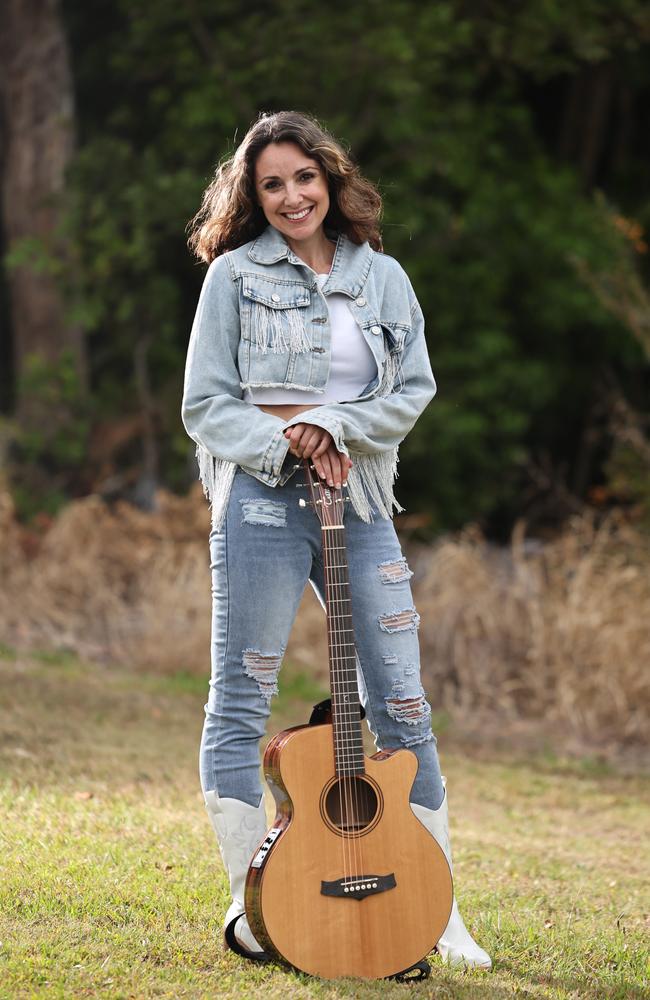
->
[282,206,314,222]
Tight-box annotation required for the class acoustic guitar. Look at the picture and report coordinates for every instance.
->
[245,461,453,979]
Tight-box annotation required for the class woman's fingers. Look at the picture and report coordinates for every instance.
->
[315,448,333,486]
[284,424,334,459]
[284,424,306,456]
[302,427,330,459]
[284,423,316,457]
[314,444,351,488]
[311,433,333,459]
[284,425,352,486]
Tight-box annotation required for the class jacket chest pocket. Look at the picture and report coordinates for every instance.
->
[240,285,312,355]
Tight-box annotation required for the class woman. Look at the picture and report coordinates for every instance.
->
[182,110,491,971]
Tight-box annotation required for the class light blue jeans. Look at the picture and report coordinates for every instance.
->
[199,463,445,811]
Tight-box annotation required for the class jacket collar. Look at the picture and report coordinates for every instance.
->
[247,224,373,298]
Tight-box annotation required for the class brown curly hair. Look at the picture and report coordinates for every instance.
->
[186,111,383,262]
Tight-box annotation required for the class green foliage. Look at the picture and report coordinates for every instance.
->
[606,440,650,526]
[5,351,93,520]
[52,0,650,531]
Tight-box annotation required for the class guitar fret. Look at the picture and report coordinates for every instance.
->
[306,486,369,779]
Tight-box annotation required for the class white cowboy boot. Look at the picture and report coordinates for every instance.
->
[411,778,492,970]
[204,790,268,960]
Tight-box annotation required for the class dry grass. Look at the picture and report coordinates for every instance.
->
[1,487,648,755]
[415,517,650,752]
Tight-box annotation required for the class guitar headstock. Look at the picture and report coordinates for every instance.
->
[303,459,346,528]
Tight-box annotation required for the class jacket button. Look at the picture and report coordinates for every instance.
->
[355,296,366,306]
[371,325,381,335]
[271,293,281,302]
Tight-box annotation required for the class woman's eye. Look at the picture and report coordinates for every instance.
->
[264,181,279,190]
[300,173,316,182]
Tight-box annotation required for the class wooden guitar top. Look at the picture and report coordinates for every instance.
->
[246,722,453,980]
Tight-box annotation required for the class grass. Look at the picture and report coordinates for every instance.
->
[0,651,648,999]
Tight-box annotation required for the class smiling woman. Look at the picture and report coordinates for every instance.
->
[255,146,332,253]
[182,110,491,972]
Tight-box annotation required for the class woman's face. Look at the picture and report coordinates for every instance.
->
[254,141,330,246]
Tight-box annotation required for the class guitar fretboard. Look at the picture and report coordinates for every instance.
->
[321,526,365,778]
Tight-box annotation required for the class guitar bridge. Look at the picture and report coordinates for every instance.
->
[320,873,396,900]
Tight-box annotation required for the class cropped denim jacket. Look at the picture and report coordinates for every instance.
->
[181,224,436,527]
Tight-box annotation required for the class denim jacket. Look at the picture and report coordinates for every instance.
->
[181,224,436,527]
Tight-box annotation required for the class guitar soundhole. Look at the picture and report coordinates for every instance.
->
[322,776,380,837]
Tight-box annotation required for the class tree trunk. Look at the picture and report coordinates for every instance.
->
[0,0,86,414]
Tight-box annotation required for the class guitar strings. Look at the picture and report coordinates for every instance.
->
[338,489,365,884]
[323,490,354,882]
[334,505,363,882]
[322,478,364,885]
[320,482,351,884]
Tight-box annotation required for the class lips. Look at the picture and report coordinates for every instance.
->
[282,205,314,222]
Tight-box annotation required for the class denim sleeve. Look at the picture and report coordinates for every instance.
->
[181,256,291,483]
[283,292,436,456]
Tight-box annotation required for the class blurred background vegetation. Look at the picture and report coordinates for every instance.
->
[1,0,649,536]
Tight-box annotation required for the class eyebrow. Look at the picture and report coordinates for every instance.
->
[258,165,319,182]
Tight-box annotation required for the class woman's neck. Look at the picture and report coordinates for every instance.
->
[285,231,336,273]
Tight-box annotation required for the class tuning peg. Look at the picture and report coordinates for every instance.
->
[298,498,313,509]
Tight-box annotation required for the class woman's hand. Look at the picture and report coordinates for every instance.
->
[284,424,352,487]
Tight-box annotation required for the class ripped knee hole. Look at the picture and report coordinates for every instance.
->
[378,557,414,584]
[242,648,282,701]
[378,607,420,633]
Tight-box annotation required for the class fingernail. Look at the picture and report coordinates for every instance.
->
[335,482,341,489]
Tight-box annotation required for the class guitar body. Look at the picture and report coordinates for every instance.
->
[246,721,453,979]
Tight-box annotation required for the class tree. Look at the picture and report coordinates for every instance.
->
[0,0,85,416]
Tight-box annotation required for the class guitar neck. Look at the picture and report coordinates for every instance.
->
[321,522,365,778]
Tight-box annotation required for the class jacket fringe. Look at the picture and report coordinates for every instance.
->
[252,302,312,354]
[194,443,403,529]
[196,445,237,531]
[345,448,404,522]
[377,348,405,396]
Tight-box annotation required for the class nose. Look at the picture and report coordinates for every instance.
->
[283,182,303,207]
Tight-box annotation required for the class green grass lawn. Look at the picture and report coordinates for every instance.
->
[0,649,648,999]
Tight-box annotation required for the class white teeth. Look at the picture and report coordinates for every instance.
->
[285,207,311,220]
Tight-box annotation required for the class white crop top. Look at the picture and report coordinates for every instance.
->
[243,273,378,404]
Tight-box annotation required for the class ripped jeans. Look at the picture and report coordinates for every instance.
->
[199,464,445,811]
